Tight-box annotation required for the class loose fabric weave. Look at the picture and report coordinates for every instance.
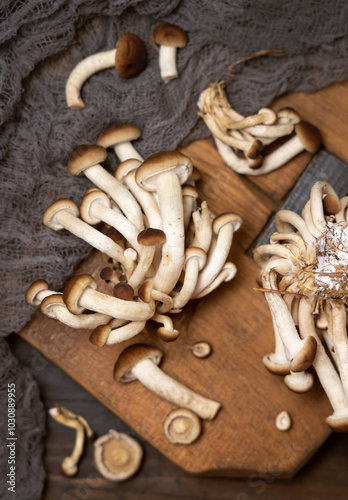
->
[1,0,348,336]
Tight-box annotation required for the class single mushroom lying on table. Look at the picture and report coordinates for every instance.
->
[254,181,348,430]
[66,33,147,108]
[114,344,221,420]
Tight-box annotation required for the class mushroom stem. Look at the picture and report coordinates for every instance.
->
[310,181,340,234]
[328,299,348,400]
[190,201,213,253]
[131,358,221,420]
[192,262,237,300]
[158,45,178,81]
[90,321,146,346]
[66,49,116,109]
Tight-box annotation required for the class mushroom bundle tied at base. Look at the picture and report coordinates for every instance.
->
[27,132,242,350]
[254,181,348,432]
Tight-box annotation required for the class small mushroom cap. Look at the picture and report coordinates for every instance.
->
[89,324,111,347]
[248,155,264,170]
[97,124,142,150]
[247,139,263,160]
[40,293,65,318]
[138,281,152,303]
[323,193,341,215]
[63,274,97,315]
[157,327,179,342]
[114,343,163,383]
[275,411,292,431]
[153,23,188,48]
[26,279,49,306]
[185,247,207,270]
[262,354,290,375]
[277,107,301,124]
[135,150,193,192]
[212,212,243,234]
[164,408,201,444]
[295,121,322,153]
[115,158,142,182]
[284,372,314,393]
[137,227,166,246]
[113,282,134,301]
[68,145,107,176]
[43,199,79,230]
[189,341,212,359]
[94,429,143,481]
[115,33,147,79]
[106,226,124,243]
[258,108,277,126]
[326,412,348,432]
[80,189,111,225]
[182,184,199,199]
[290,335,317,372]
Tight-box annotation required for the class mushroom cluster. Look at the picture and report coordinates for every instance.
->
[197,82,321,175]
[26,125,242,349]
[254,181,348,431]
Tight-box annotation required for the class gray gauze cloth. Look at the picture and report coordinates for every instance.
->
[1,3,348,497]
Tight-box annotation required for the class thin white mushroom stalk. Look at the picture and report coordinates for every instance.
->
[254,181,348,431]
[197,80,321,176]
[27,145,241,348]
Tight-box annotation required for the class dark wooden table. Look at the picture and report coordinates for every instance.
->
[9,79,348,499]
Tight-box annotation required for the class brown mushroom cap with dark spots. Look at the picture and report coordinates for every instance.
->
[68,145,107,177]
[153,23,188,48]
[113,282,134,301]
[115,33,147,79]
[114,343,163,383]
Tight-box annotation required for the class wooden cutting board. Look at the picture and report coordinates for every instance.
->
[18,80,348,478]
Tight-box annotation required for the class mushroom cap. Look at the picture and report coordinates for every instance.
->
[89,324,111,347]
[115,33,147,79]
[40,293,65,318]
[63,274,97,315]
[114,343,163,383]
[182,184,199,199]
[284,372,314,393]
[323,193,341,215]
[185,246,207,270]
[247,139,263,160]
[43,199,79,230]
[190,341,212,359]
[290,335,317,372]
[68,145,108,176]
[26,279,49,306]
[262,354,290,375]
[164,408,201,444]
[277,107,301,125]
[135,150,193,192]
[94,429,143,481]
[326,411,348,432]
[258,108,277,126]
[152,23,188,48]
[115,158,142,182]
[295,121,321,153]
[248,155,264,170]
[80,189,111,225]
[106,226,124,243]
[157,327,180,342]
[137,227,166,246]
[113,282,134,301]
[212,212,242,234]
[97,123,142,149]
[138,281,152,303]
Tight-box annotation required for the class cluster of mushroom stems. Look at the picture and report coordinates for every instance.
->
[254,181,348,431]
[197,82,321,176]
[27,123,242,426]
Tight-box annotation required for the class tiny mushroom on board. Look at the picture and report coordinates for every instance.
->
[187,341,212,359]
[114,344,221,420]
[152,23,188,82]
[94,429,143,481]
[275,411,292,432]
[164,408,202,444]
[65,33,147,108]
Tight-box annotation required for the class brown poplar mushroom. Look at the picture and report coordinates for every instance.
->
[152,23,188,82]
[164,408,201,444]
[68,144,144,231]
[135,151,193,293]
[97,123,143,162]
[94,429,143,481]
[25,279,57,306]
[89,320,146,347]
[114,344,221,420]
[65,33,147,108]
